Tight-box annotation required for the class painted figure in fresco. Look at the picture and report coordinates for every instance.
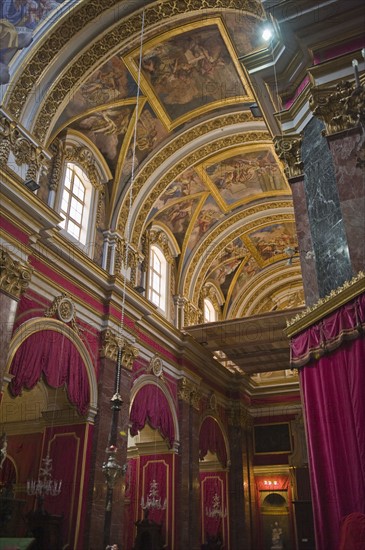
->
[0,0,64,83]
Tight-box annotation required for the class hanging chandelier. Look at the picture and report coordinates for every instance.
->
[205,492,226,519]
[27,453,62,510]
[141,479,167,511]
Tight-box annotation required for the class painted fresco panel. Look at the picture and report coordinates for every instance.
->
[188,196,224,252]
[151,169,206,216]
[70,105,134,170]
[0,0,68,83]
[205,149,285,207]
[155,197,200,249]
[248,223,298,262]
[127,21,251,127]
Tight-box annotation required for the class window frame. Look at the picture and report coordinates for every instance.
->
[148,244,169,314]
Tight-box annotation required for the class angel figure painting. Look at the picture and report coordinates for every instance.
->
[154,198,199,249]
[71,106,133,170]
[205,149,286,207]
[248,223,298,262]
[135,23,249,122]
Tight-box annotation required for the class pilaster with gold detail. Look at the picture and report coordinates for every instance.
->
[177,376,202,550]
[227,402,253,550]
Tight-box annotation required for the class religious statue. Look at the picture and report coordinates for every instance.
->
[271,521,283,549]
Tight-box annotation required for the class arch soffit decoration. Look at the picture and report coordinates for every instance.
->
[5,318,98,423]
[199,413,230,467]
[129,374,180,448]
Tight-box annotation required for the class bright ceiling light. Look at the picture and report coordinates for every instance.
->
[262,27,273,41]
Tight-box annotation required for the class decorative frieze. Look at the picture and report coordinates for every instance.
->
[274,135,303,180]
[178,377,201,411]
[0,248,32,299]
[101,329,139,370]
[309,81,363,135]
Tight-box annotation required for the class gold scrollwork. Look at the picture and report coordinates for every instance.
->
[44,293,81,334]
[309,81,362,135]
[100,329,139,369]
[0,248,32,299]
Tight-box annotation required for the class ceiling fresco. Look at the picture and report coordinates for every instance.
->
[49,11,304,322]
[2,2,305,382]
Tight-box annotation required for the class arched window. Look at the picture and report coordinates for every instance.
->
[204,298,216,323]
[59,163,92,245]
[148,245,168,313]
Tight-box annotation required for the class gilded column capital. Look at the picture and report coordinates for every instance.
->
[0,248,32,299]
[274,135,303,180]
[228,404,252,430]
[178,377,201,411]
[100,329,139,370]
[309,81,363,135]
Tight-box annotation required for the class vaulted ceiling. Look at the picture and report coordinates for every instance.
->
[2,0,363,386]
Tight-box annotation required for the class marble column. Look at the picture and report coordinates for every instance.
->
[177,378,201,550]
[275,136,319,306]
[86,331,137,550]
[0,248,32,394]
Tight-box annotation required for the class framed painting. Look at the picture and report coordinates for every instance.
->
[254,423,292,454]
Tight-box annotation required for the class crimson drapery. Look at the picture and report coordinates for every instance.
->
[9,330,90,416]
[199,416,227,468]
[290,293,365,367]
[293,294,365,550]
[129,385,174,447]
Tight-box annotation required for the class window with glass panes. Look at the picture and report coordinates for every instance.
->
[149,246,167,312]
[60,164,87,241]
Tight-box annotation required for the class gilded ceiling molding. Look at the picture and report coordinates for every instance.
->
[177,377,201,411]
[187,205,294,303]
[6,0,264,138]
[0,248,33,300]
[0,113,49,178]
[100,329,139,370]
[285,270,365,337]
[44,293,81,334]
[126,131,272,248]
[117,111,259,232]
[274,135,303,180]
[229,262,301,318]
[309,80,363,135]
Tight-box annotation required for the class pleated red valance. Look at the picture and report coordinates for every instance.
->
[9,330,90,416]
[290,293,365,368]
[199,416,227,468]
[129,385,175,447]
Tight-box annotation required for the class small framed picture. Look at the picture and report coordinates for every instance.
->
[254,423,292,454]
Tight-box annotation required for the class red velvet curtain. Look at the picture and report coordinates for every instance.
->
[199,416,227,468]
[129,385,174,447]
[291,294,365,550]
[9,330,90,416]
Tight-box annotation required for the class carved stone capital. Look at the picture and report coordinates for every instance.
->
[274,135,303,180]
[0,114,49,176]
[309,81,362,135]
[0,248,32,299]
[228,404,252,430]
[178,377,201,411]
[100,329,139,370]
